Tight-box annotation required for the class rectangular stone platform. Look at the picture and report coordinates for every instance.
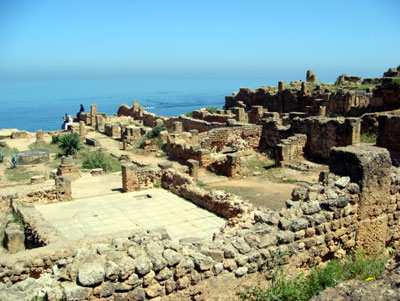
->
[35,189,226,242]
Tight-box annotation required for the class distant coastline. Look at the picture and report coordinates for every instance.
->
[0,78,273,132]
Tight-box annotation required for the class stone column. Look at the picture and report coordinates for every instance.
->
[96,115,105,131]
[122,163,139,192]
[227,154,242,179]
[155,119,164,128]
[344,118,361,145]
[187,159,199,181]
[79,121,86,138]
[55,175,72,202]
[173,122,183,133]
[90,104,98,116]
[278,81,286,92]
[36,130,45,144]
[232,107,245,122]
[133,100,140,112]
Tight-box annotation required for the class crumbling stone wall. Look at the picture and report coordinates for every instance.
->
[191,110,235,123]
[199,125,262,153]
[117,102,227,133]
[291,116,360,161]
[377,113,400,166]
[225,85,376,117]
[276,134,307,162]
[208,154,242,179]
[104,124,120,137]
[122,164,161,192]
[1,146,400,299]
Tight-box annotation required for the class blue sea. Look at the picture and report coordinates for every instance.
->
[0,78,274,132]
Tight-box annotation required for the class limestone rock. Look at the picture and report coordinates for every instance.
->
[231,237,251,254]
[135,257,153,276]
[155,267,173,281]
[163,249,183,267]
[5,223,25,253]
[61,282,92,301]
[291,218,309,232]
[234,266,248,277]
[77,262,105,286]
[302,201,321,215]
[334,176,350,189]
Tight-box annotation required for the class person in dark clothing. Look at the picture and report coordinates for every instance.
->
[77,104,85,118]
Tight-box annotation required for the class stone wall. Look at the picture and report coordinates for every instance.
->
[117,102,227,133]
[191,110,235,124]
[377,113,400,166]
[291,116,360,161]
[1,146,400,299]
[225,84,399,118]
[122,164,161,192]
[199,125,262,153]
[104,124,120,137]
[276,134,307,162]
[208,154,242,179]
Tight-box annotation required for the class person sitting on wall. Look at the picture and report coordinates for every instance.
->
[62,114,73,131]
[77,104,85,118]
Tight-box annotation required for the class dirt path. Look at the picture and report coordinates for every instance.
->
[206,177,296,210]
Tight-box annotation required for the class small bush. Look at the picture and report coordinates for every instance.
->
[205,106,219,114]
[360,133,377,144]
[240,250,390,301]
[140,125,165,148]
[51,134,61,144]
[155,179,162,188]
[186,111,193,118]
[9,153,20,169]
[59,133,82,156]
[381,78,400,89]
[81,150,121,173]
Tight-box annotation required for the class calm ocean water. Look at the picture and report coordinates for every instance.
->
[0,78,274,132]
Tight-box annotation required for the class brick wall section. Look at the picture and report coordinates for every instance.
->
[122,164,161,192]
[377,113,400,166]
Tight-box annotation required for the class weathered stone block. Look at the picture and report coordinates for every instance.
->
[5,223,25,253]
[330,145,391,219]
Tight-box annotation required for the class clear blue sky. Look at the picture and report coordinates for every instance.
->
[0,0,399,81]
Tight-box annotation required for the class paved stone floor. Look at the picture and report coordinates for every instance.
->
[35,189,226,242]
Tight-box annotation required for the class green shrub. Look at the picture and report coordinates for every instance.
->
[9,153,20,169]
[205,106,219,114]
[140,125,165,148]
[239,250,390,301]
[51,134,61,144]
[381,78,400,89]
[81,150,121,173]
[59,133,82,156]
[360,133,377,144]
[186,111,193,118]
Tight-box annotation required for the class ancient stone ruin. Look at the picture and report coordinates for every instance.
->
[0,65,399,300]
